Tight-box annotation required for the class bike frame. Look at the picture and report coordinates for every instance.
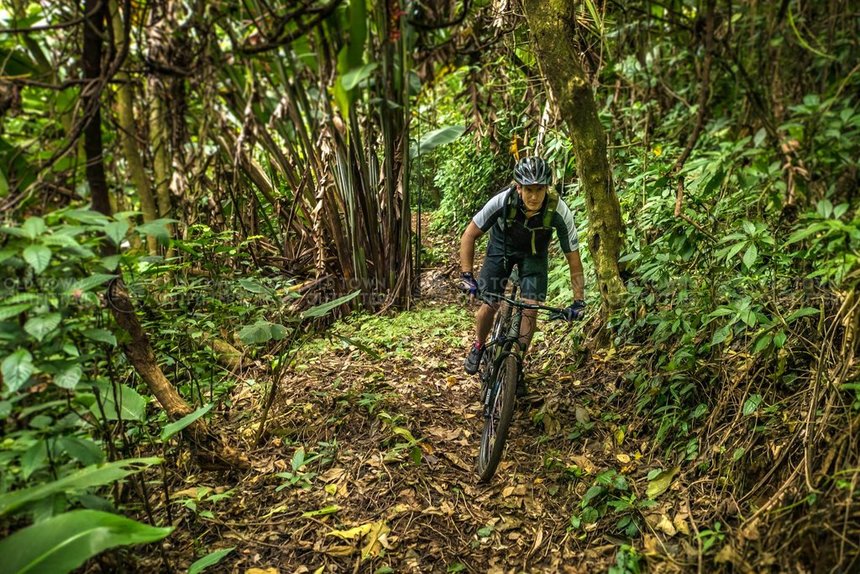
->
[473,267,571,482]
[479,287,566,405]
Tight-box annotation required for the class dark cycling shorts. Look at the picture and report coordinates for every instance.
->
[478,252,549,302]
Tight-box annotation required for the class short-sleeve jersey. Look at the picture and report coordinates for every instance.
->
[471,186,579,257]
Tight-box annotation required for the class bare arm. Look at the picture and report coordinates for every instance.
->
[565,250,585,300]
[460,222,484,273]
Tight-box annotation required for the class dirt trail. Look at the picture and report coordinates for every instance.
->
[142,267,654,574]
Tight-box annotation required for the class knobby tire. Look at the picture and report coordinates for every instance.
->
[477,353,518,483]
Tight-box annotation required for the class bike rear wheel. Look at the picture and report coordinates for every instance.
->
[477,353,518,482]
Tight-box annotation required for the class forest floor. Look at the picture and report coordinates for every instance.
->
[138,228,707,574]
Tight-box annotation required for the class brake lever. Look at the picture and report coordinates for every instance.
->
[547,311,569,322]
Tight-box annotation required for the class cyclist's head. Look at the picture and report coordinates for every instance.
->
[513,156,552,186]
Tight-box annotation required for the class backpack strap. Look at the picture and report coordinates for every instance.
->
[502,186,560,255]
[542,187,559,228]
[504,185,519,227]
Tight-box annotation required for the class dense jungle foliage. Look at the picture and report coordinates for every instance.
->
[0,0,858,572]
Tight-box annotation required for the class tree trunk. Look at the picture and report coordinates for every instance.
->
[522,0,626,310]
[146,4,175,246]
[109,0,159,254]
[82,0,111,218]
[149,82,172,223]
[81,1,246,468]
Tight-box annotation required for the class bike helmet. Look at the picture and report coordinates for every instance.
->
[513,156,552,186]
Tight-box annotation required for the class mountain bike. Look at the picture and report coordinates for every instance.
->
[476,269,569,483]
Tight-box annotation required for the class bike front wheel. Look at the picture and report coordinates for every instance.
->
[477,353,518,483]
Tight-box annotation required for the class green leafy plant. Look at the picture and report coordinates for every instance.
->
[569,469,651,537]
[0,510,171,574]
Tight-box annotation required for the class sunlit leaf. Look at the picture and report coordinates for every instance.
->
[341,62,378,90]
[160,404,213,441]
[24,312,62,342]
[0,458,160,516]
[54,365,83,390]
[92,383,147,421]
[188,547,236,574]
[0,510,171,574]
[646,467,679,499]
[742,394,762,416]
[785,307,819,323]
[103,221,129,246]
[412,125,466,157]
[301,290,361,319]
[2,349,34,393]
[23,244,52,274]
[742,244,758,268]
[21,217,46,239]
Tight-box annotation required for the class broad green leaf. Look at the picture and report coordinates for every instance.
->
[2,349,34,393]
[301,290,361,319]
[41,234,84,253]
[341,62,378,90]
[0,226,27,238]
[237,278,269,294]
[160,404,213,441]
[817,199,834,218]
[135,219,177,244]
[68,273,116,294]
[237,321,287,345]
[742,244,758,268]
[21,217,46,239]
[752,334,772,354]
[0,303,34,321]
[725,241,747,262]
[93,383,147,421]
[188,547,236,574]
[54,365,82,390]
[0,167,7,198]
[646,466,679,499]
[58,437,104,466]
[412,125,466,157]
[0,457,160,516]
[2,293,41,305]
[581,485,604,507]
[291,447,306,470]
[786,222,829,244]
[742,394,763,416]
[100,255,121,271]
[0,509,171,574]
[21,440,48,480]
[23,244,52,274]
[64,209,111,225]
[711,325,732,346]
[785,307,819,323]
[741,220,756,235]
[24,313,62,342]
[103,221,129,246]
[81,328,117,346]
[0,246,18,263]
[773,330,787,348]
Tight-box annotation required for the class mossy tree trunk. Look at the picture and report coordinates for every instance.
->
[523,0,626,310]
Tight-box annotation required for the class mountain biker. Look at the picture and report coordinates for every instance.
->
[459,156,585,392]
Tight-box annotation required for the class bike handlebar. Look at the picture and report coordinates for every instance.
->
[479,292,569,320]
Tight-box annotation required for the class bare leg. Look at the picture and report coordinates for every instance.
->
[519,299,539,354]
[475,302,497,344]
